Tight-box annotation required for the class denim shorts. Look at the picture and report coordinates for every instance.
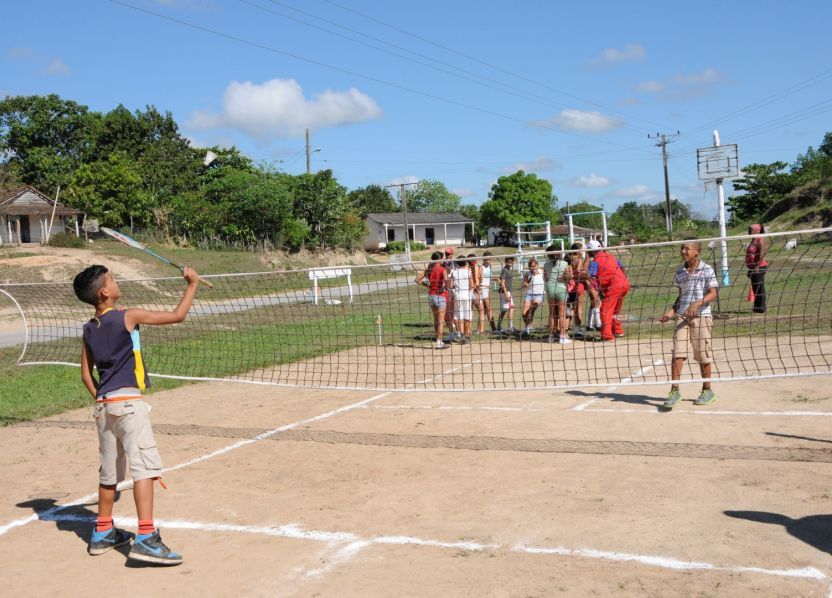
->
[429,295,446,310]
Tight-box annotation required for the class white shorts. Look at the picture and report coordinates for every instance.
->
[500,292,514,311]
[479,287,490,300]
[455,297,473,321]
[525,293,544,304]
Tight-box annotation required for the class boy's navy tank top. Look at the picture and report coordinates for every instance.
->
[82,309,150,398]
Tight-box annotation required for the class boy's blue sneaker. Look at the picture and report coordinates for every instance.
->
[128,530,184,565]
[89,526,133,555]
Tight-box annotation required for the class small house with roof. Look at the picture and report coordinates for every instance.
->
[364,212,475,251]
[0,186,80,245]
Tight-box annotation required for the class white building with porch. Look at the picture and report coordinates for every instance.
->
[0,186,80,245]
[364,212,475,251]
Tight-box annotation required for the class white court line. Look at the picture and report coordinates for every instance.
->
[0,361,478,539]
[582,407,832,417]
[23,511,830,590]
[367,405,547,413]
[572,359,665,411]
[0,392,391,538]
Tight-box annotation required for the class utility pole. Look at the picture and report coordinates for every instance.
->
[648,131,680,239]
[385,181,420,262]
[305,128,311,175]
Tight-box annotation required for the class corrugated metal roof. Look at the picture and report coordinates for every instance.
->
[367,212,474,225]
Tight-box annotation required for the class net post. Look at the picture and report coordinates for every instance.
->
[601,212,608,247]
[714,130,731,287]
[567,214,574,245]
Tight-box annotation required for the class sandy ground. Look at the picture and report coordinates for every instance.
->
[0,246,156,284]
[1,371,831,597]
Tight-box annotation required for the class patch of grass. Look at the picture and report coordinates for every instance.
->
[0,346,185,426]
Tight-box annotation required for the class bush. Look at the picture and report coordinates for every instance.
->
[386,241,427,253]
[47,232,85,248]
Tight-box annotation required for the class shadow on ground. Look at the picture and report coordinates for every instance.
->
[724,510,832,555]
[565,389,661,407]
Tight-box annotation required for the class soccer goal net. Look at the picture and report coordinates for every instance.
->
[2,228,831,392]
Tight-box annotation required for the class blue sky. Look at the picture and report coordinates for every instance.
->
[4,0,831,217]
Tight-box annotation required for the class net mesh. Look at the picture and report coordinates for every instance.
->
[2,228,831,391]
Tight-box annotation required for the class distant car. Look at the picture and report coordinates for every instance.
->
[493,231,517,246]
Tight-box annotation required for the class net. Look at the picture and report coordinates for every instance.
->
[2,228,831,391]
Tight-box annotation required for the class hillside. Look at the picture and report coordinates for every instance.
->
[761,179,832,231]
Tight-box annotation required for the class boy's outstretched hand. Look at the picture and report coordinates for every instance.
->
[183,267,200,285]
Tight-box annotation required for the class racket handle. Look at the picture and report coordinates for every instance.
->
[198,276,214,289]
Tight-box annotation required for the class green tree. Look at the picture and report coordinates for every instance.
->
[348,184,397,217]
[479,170,558,229]
[562,201,604,229]
[68,152,143,228]
[458,203,483,242]
[727,162,796,221]
[291,170,357,249]
[405,179,461,212]
[0,94,100,194]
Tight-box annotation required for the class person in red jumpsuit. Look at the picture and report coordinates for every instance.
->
[587,240,630,342]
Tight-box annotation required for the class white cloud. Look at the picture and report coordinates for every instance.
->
[609,184,652,198]
[635,80,664,93]
[452,188,477,198]
[43,58,69,76]
[566,174,615,188]
[503,156,559,174]
[590,44,646,66]
[531,109,624,133]
[6,47,37,61]
[190,78,383,139]
[635,68,726,101]
[389,175,420,186]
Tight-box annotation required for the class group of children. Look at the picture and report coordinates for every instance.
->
[67,236,719,565]
[419,240,630,347]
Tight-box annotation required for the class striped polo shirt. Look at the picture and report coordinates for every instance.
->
[82,308,150,400]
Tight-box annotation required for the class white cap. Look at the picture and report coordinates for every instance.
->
[586,239,602,250]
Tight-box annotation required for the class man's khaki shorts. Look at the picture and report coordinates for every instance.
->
[672,315,713,365]
[94,399,162,485]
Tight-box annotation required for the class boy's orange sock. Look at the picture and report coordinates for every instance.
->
[96,516,113,533]
[138,520,155,536]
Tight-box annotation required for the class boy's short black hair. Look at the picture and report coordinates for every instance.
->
[73,265,109,306]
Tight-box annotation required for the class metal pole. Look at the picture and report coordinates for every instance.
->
[305,128,311,175]
[401,185,411,262]
[713,130,731,286]
[601,212,608,247]
[567,214,574,245]
[661,134,673,239]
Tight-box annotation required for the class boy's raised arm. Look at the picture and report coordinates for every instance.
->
[125,267,200,329]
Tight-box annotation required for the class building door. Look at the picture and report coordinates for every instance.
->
[387,228,395,242]
[425,227,435,245]
[20,216,31,243]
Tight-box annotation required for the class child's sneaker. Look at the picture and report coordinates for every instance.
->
[559,337,572,345]
[128,530,183,565]
[435,340,449,350]
[661,389,682,411]
[694,389,717,406]
[88,526,133,556]
[548,334,555,344]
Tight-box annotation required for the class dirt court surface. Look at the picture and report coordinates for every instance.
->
[1,372,831,597]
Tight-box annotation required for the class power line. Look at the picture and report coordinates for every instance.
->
[246,0,646,135]
[110,0,651,154]
[323,0,671,132]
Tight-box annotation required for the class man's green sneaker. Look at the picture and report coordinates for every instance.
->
[661,389,682,411]
[694,389,717,406]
